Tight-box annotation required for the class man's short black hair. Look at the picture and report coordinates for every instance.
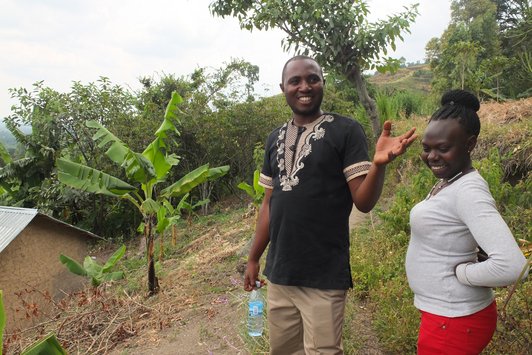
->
[281,55,324,83]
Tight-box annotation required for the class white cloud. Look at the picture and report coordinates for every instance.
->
[0,0,451,119]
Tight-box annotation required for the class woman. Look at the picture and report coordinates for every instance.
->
[405,89,528,354]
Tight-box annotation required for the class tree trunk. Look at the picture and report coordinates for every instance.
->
[145,216,159,295]
[496,77,500,102]
[171,224,177,247]
[347,65,381,138]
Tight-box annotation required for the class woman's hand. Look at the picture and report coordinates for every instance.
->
[373,121,417,166]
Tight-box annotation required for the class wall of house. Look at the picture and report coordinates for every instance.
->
[0,216,91,332]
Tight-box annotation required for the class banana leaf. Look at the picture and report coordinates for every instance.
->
[253,169,264,196]
[160,164,210,198]
[237,182,254,198]
[86,120,129,160]
[21,333,66,355]
[102,245,126,273]
[158,91,183,136]
[206,165,230,180]
[156,207,169,233]
[141,198,161,215]
[57,158,136,197]
[86,120,156,183]
[101,271,125,283]
[142,138,179,181]
[175,193,190,211]
[59,254,87,276]
[83,256,103,284]
[161,164,229,198]
[142,91,183,180]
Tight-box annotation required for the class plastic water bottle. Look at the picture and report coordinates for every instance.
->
[247,281,264,336]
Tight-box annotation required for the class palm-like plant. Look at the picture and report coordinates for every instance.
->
[237,169,265,229]
[57,91,229,294]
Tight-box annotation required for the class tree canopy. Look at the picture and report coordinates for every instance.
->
[426,0,530,98]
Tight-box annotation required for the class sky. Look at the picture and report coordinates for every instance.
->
[0,0,451,121]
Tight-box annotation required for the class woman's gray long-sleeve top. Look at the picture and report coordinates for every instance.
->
[406,171,528,317]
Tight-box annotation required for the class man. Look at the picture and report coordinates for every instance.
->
[244,55,416,354]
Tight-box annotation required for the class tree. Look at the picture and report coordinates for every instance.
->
[209,0,419,137]
[3,79,140,235]
[136,60,261,205]
[449,41,482,89]
[480,55,511,100]
[496,0,531,97]
[426,0,530,98]
[0,85,63,209]
[57,92,229,294]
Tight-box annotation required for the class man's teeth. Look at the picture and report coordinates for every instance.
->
[299,97,311,103]
[431,165,445,170]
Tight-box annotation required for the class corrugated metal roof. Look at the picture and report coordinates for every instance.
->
[0,206,38,254]
[0,206,102,254]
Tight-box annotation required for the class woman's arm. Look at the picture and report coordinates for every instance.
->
[454,178,529,287]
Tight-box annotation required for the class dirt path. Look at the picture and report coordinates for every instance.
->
[109,208,385,355]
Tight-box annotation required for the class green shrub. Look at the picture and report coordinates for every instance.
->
[475,148,531,242]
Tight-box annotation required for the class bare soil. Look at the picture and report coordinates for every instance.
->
[106,207,383,355]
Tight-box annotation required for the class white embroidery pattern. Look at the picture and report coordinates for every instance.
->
[276,115,334,191]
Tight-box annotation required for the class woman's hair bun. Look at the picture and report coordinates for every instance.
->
[441,89,480,112]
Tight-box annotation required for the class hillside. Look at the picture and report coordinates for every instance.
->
[0,128,16,151]
[368,64,432,93]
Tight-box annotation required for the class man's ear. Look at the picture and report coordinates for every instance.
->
[279,83,284,93]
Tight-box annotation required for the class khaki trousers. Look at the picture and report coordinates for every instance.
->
[267,282,347,355]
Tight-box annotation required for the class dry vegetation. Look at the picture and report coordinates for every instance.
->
[3,203,254,354]
[476,97,531,178]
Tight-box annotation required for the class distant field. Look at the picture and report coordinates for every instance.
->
[368,64,432,93]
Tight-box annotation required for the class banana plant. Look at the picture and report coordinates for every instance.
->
[237,169,265,228]
[163,193,209,249]
[59,244,126,286]
[57,91,229,294]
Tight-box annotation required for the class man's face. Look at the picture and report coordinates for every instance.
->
[280,59,324,119]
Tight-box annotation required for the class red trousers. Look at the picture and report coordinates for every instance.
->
[418,301,497,355]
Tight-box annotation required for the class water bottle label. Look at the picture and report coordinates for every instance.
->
[248,301,263,316]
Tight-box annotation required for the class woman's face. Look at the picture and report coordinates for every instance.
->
[420,119,476,179]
